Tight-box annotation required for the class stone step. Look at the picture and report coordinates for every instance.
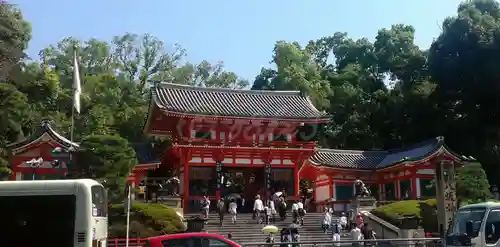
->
[184,213,342,243]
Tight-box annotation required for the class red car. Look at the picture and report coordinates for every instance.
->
[142,232,241,247]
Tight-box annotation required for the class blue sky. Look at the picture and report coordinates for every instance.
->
[15,0,463,81]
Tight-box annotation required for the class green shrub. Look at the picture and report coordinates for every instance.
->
[108,202,186,238]
[372,199,437,232]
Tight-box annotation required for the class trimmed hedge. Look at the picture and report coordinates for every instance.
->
[108,202,186,238]
[372,199,437,232]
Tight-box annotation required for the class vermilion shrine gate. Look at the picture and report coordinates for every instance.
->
[143,83,329,212]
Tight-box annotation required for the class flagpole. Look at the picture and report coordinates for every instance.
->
[125,184,131,247]
[70,100,75,143]
[69,44,80,178]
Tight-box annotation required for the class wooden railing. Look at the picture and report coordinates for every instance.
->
[107,238,146,247]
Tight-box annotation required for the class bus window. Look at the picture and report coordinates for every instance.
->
[91,185,107,217]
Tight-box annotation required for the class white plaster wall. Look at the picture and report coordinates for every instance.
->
[315,184,330,201]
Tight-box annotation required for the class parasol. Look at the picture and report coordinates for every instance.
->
[262,225,279,233]
[225,193,241,200]
[272,191,283,200]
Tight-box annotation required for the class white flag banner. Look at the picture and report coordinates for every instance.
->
[72,49,81,114]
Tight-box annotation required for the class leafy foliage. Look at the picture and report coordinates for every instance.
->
[78,135,138,202]
[426,163,492,203]
[456,163,492,202]
[372,199,438,232]
[108,202,185,237]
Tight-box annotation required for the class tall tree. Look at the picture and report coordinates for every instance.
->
[0,1,31,82]
[428,0,500,184]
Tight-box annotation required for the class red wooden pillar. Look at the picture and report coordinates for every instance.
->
[395,180,400,200]
[212,150,224,200]
[294,164,300,198]
[261,151,273,200]
[328,175,333,198]
[183,154,189,210]
[411,176,417,199]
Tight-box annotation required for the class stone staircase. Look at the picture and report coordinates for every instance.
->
[185,212,349,244]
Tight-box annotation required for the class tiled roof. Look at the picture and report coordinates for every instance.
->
[129,143,160,165]
[310,150,386,169]
[7,120,79,152]
[310,137,471,170]
[152,83,329,120]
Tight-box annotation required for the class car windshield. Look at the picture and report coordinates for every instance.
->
[448,207,486,235]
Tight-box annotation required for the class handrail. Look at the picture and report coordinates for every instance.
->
[240,237,442,246]
[107,238,146,247]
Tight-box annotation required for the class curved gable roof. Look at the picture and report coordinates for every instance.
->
[152,83,329,120]
[310,137,473,170]
[7,121,78,154]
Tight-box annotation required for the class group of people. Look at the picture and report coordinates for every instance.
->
[200,193,308,227]
[322,207,376,246]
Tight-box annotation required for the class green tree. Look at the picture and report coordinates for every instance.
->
[456,163,492,203]
[0,1,31,82]
[0,83,28,179]
[78,135,138,202]
[252,41,331,110]
[428,0,500,184]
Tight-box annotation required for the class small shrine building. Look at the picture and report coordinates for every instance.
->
[6,121,78,180]
[5,121,160,182]
[303,137,473,211]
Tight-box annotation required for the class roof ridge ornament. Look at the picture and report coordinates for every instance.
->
[40,119,54,127]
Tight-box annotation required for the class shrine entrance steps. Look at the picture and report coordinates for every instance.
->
[184,212,349,244]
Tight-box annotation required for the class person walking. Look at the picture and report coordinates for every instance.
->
[332,223,341,246]
[269,199,277,223]
[278,197,287,220]
[297,199,305,226]
[217,198,225,226]
[202,196,210,219]
[322,209,331,234]
[356,213,364,228]
[361,223,375,247]
[350,223,362,247]
[253,195,264,224]
[340,212,348,232]
[264,203,271,224]
[291,201,299,223]
[229,198,238,224]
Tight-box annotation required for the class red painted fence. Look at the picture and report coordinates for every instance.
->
[107,238,147,247]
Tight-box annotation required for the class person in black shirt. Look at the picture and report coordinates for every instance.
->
[361,223,375,246]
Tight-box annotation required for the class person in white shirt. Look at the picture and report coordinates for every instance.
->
[291,201,299,223]
[268,200,276,223]
[350,223,362,247]
[264,205,271,224]
[322,210,332,233]
[253,195,264,223]
[202,196,210,218]
[228,199,238,224]
[340,212,348,231]
[297,200,305,225]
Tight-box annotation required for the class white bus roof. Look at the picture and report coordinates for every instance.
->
[0,179,103,194]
